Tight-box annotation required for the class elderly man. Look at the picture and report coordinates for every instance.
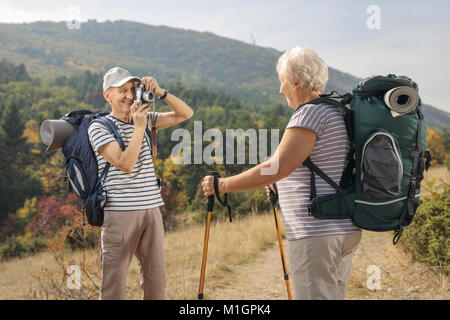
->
[88,67,193,300]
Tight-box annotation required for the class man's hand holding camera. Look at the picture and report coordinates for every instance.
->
[141,76,164,98]
[131,75,161,130]
[136,75,193,131]
[130,101,149,130]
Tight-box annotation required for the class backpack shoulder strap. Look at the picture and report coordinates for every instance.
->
[303,157,346,194]
[93,116,125,151]
[295,92,352,112]
[90,116,124,189]
[296,93,353,214]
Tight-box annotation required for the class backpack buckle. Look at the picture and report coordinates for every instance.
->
[424,151,432,171]
[393,226,403,245]
[408,177,417,197]
[341,93,353,105]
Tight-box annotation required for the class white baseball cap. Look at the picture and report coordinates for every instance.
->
[103,67,141,91]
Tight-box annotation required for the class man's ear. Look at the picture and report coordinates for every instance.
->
[103,89,111,103]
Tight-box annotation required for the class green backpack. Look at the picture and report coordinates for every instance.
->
[300,74,432,244]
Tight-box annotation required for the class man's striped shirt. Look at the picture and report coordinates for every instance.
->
[88,113,164,211]
[277,103,360,240]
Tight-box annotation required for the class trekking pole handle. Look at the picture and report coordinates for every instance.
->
[268,183,278,207]
[206,195,214,212]
[207,171,218,212]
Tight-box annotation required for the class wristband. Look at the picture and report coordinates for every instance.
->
[159,89,168,100]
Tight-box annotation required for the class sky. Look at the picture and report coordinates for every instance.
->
[1,0,449,112]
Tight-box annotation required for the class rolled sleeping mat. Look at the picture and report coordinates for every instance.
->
[40,119,75,153]
[383,86,419,117]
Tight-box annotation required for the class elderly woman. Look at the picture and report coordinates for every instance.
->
[201,46,361,300]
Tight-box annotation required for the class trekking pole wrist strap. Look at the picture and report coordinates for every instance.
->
[211,172,232,222]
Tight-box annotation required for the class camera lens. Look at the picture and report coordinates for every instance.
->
[142,91,155,103]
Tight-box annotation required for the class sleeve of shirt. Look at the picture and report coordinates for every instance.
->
[286,103,327,137]
[147,111,159,130]
[88,122,117,152]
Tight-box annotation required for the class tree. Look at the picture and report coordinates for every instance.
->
[15,197,37,234]
[0,59,31,84]
[26,194,79,237]
[0,101,28,169]
[437,128,450,153]
[427,128,447,165]
[0,101,42,223]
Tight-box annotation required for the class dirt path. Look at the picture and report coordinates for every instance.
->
[210,231,449,300]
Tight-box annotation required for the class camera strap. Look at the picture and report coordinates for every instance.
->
[151,99,158,159]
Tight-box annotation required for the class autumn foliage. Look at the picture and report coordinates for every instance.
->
[427,128,447,165]
[26,194,79,236]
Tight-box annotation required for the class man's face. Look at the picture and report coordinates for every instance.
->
[104,80,136,114]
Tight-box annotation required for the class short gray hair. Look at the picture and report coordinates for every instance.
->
[276,46,328,93]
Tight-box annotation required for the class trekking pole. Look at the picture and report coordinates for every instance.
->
[198,171,232,300]
[198,193,214,300]
[268,184,292,300]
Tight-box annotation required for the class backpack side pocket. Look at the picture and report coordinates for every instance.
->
[65,157,87,198]
[361,130,403,199]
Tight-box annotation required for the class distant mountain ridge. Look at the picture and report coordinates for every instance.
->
[0,20,448,128]
[0,20,363,99]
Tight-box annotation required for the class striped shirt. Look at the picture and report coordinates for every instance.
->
[277,103,360,240]
[87,113,164,211]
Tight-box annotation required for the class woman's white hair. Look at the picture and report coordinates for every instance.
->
[276,46,328,93]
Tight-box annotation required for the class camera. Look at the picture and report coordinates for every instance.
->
[134,82,155,108]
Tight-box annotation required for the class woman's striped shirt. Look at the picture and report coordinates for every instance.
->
[277,103,360,240]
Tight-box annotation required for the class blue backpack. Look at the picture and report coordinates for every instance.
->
[61,109,125,226]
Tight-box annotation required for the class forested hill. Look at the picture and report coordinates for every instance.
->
[0,20,359,105]
[0,20,448,128]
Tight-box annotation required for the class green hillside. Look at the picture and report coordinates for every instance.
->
[0,20,448,128]
[0,20,360,104]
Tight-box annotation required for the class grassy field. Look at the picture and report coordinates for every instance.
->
[420,165,449,194]
[0,167,447,300]
[0,212,280,299]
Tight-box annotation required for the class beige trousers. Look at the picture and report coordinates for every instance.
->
[287,232,362,300]
[100,207,166,300]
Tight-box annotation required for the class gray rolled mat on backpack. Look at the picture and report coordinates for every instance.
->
[40,119,75,153]
[384,86,419,117]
